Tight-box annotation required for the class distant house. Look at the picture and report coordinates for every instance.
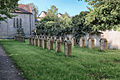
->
[0,4,36,38]
[37,11,63,21]
[37,11,47,21]
[57,13,62,18]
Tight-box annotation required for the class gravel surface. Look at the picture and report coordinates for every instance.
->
[0,45,24,80]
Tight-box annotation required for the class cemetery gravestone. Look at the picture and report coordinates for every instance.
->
[59,37,63,43]
[36,36,38,46]
[32,36,35,45]
[34,36,36,46]
[37,36,40,47]
[42,36,47,49]
[29,36,31,44]
[72,37,76,46]
[80,37,85,48]
[100,38,108,51]
[88,37,95,49]
[56,39,61,52]
[64,40,72,56]
[48,38,53,50]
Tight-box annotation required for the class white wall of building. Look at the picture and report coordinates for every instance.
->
[0,13,35,38]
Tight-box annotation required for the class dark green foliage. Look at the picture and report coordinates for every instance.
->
[85,0,120,31]
[80,0,120,31]
[35,5,72,37]
[72,11,92,42]
[0,0,19,22]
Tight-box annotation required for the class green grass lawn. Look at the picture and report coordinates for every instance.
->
[0,39,120,80]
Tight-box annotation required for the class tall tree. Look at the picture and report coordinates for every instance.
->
[36,5,60,36]
[72,11,92,42]
[27,3,39,20]
[0,0,19,22]
[80,0,120,32]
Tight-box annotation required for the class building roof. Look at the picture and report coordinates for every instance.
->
[38,11,47,18]
[12,4,33,14]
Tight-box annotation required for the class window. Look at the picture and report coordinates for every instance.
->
[13,18,16,28]
[13,18,23,28]
[20,18,22,28]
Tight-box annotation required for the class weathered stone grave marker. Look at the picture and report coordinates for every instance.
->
[64,40,72,56]
[80,37,85,48]
[56,39,61,52]
[42,36,47,49]
[72,37,76,46]
[34,36,38,46]
[100,38,108,51]
[29,35,32,44]
[31,36,34,45]
[88,37,95,49]
[38,36,42,47]
[59,36,63,43]
[48,38,53,50]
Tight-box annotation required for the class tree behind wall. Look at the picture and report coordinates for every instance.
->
[72,11,92,43]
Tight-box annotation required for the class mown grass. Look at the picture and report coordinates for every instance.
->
[0,39,120,80]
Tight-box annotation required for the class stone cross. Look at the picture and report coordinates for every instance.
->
[64,40,72,56]
[100,38,108,51]
[72,37,76,46]
[55,39,61,52]
[80,37,85,48]
[88,37,95,49]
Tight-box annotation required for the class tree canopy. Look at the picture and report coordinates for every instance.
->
[0,0,19,22]
[35,5,72,37]
[80,0,120,32]
[72,11,92,42]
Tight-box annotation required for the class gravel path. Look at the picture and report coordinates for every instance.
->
[0,45,24,80]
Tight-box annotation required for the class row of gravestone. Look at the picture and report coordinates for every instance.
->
[29,35,72,56]
[79,37,108,51]
[14,36,25,42]
[28,35,108,56]
[62,36,108,51]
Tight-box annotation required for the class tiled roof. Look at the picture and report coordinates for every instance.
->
[12,4,33,14]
